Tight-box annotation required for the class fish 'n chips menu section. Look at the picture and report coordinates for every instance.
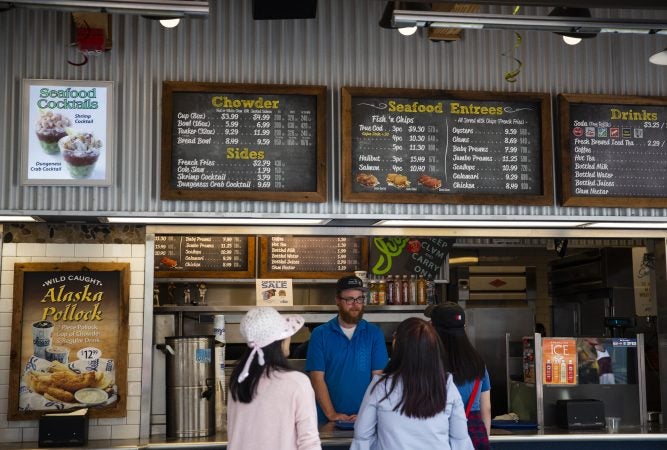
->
[259,236,368,278]
[161,82,326,202]
[558,94,667,207]
[342,87,553,205]
[154,235,255,279]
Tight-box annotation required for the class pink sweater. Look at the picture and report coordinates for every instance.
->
[227,370,322,450]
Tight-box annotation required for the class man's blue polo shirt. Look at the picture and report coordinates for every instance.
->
[305,316,389,423]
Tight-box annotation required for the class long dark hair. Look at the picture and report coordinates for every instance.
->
[374,317,447,418]
[435,325,486,385]
[229,340,291,403]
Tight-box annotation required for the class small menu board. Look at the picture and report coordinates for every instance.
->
[342,87,553,205]
[543,338,577,385]
[259,236,368,278]
[161,82,327,202]
[558,94,667,207]
[154,235,255,278]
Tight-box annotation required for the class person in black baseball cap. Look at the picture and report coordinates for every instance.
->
[305,275,388,424]
[427,302,492,450]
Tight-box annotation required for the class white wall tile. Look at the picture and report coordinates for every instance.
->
[45,244,75,257]
[125,410,140,425]
[0,299,13,313]
[87,425,111,440]
[0,370,9,386]
[103,244,132,258]
[0,383,7,400]
[0,284,12,301]
[131,245,145,258]
[73,244,104,258]
[127,381,142,397]
[1,244,16,257]
[129,257,145,272]
[0,271,14,288]
[16,244,46,257]
[131,271,145,286]
[126,395,140,411]
[129,285,144,299]
[128,313,143,327]
[98,417,127,426]
[109,424,139,439]
[0,342,10,357]
[128,340,142,354]
[0,427,21,442]
[0,328,9,342]
[129,325,143,340]
[0,314,11,327]
[128,353,142,368]
[129,298,144,314]
[0,257,22,272]
[151,424,166,436]
[127,367,142,382]
[20,427,38,442]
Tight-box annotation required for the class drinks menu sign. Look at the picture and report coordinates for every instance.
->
[558,94,667,207]
[8,263,129,420]
[161,82,327,202]
[20,79,114,186]
[342,87,553,205]
[259,236,368,278]
[542,338,577,386]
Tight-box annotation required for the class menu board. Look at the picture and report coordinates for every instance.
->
[559,94,667,207]
[259,236,368,278]
[154,235,255,278]
[342,87,553,205]
[161,82,327,202]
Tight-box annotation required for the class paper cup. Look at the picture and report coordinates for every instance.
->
[32,321,54,359]
[213,315,226,343]
[45,345,70,364]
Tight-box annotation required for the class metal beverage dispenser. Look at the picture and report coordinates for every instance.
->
[163,335,216,438]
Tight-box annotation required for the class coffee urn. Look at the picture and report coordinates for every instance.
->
[163,335,216,438]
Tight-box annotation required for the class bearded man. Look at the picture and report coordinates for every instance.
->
[305,275,389,424]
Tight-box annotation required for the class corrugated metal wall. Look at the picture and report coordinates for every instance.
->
[1,1,666,220]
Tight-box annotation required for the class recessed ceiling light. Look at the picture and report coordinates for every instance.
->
[0,215,38,222]
[104,217,329,225]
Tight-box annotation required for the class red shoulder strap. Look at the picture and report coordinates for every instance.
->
[465,378,481,418]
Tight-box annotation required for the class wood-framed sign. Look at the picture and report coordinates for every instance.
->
[154,234,256,278]
[9,263,129,420]
[21,79,114,186]
[161,81,327,202]
[342,87,553,205]
[259,236,368,279]
[558,93,667,207]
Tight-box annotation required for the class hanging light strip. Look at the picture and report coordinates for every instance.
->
[3,0,209,17]
[392,10,667,34]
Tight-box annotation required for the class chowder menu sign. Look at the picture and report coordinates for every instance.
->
[21,79,114,186]
[558,94,667,207]
[8,263,129,420]
[342,87,553,205]
[161,82,326,202]
[259,236,368,278]
[154,234,255,278]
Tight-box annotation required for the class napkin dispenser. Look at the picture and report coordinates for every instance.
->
[556,399,605,430]
[38,409,88,447]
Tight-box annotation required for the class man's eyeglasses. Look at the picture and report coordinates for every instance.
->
[339,296,365,305]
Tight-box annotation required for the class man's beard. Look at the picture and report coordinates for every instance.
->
[339,306,364,325]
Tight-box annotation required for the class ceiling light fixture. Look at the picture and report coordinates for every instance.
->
[582,222,667,229]
[391,10,667,35]
[0,215,38,222]
[374,220,588,228]
[159,18,180,28]
[379,1,430,35]
[103,217,330,225]
[5,0,208,17]
[649,47,667,65]
[548,7,598,45]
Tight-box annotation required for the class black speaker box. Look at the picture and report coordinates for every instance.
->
[252,0,317,20]
[556,399,605,430]
[38,411,88,447]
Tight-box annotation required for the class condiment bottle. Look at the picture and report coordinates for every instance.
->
[393,275,403,305]
[409,274,417,305]
[402,275,410,305]
[416,275,427,305]
[385,275,394,305]
[377,278,386,305]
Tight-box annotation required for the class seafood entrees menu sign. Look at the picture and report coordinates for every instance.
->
[342,87,553,205]
[21,79,114,186]
[9,263,129,420]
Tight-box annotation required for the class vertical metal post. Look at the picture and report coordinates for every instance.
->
[652,239,667,423]
[535,332,544,430]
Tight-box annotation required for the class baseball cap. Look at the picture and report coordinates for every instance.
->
[336,275,368,293]
[425,302,466,331]
[240,307,305,348]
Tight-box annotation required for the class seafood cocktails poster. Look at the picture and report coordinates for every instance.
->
[9,263,129,419]
[20,79,114,186]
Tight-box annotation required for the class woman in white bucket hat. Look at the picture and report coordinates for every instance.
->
[227,307,321,450]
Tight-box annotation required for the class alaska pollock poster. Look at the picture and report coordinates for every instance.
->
[9,263,129,420]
